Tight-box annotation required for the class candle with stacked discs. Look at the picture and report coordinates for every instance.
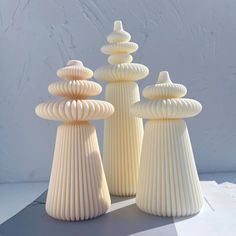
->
[131,71,204,217]
[94,21,149,196]
[35,60,114,221]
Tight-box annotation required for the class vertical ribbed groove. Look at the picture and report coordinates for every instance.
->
[170,122,181,216]
[173,122,186,216]
[156,121,161,214]
[168,121,177,217]
[150,122,155,214]
[87,132,95,217]
[103,82,143,196]
[136,119,203,217]
[74,126,79,220]
[57,127,65,217]
[65,126,71,220]
[181,125,195,214]
[45,123,111,221]
[161,121,166,215]
[61,127,68,219]
[89,136,97,216]
[70,126,75,220]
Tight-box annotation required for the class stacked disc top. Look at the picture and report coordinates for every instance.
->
[94,20,149,82]
[131,71,202,119]
[35,60,114,122]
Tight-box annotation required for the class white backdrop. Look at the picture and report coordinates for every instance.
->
[0,0,236,183]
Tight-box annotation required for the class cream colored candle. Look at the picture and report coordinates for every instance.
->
[131,71,204,217]
[94,21,149,196]
[35,60,114,221]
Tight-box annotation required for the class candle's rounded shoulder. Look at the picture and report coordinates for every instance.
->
[35,60,114,122]
[35,99,114,121]
[48,80,102,98]
[94,63,149,82]
[131,98,202,119]
[131,71,202,119]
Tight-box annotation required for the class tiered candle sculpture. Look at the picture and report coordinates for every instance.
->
[94,21,149,196]
[35,60,114,221]
[131,71,204,217]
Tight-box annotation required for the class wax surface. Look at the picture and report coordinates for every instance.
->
[35,60,114,221]
[132,71,204,216]
[94,21,149,196]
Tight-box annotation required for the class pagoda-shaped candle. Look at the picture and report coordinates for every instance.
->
[35,60,114,221]
[131,71,204,217]
[94,21,149,196]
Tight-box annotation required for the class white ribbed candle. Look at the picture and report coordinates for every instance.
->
[132,71,204,217]
[35,60,114,221]
[94,21,149,196]
[46,123,110,220]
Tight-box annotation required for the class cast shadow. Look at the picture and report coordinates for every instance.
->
[0,190,197,236]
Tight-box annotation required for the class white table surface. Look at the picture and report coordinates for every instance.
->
[1,172,236,236]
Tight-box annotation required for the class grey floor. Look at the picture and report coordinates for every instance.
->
[1,172,236,236]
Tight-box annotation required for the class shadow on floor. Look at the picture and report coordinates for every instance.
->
[0,191,182,236]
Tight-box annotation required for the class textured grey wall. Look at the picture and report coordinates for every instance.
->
[0,0,236,183]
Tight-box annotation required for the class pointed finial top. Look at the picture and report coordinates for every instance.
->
[132,70,201,119]
[95,20,149,78]
[142,71,187,99]
[157,71,172,84]
[113,20,123,31]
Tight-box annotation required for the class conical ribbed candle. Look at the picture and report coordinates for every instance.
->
[94,21,149,196]
[131,71,204,217]
[35,60,114,221]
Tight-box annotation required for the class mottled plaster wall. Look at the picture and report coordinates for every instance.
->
[0,0,236,182]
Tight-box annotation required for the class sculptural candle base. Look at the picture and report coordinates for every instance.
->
[94,21,149,196]
[136,119,204,217]
[46,122,111,221]
[104,82,143,196]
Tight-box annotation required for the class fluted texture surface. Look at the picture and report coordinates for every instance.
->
[94,21,149,196]
[36,99,114,121]
[48,80,102,98]
[46,123,111,221]
[131,98,202,119]
[136,120,204,217]
[36,60,114,122]
[143,82,187,99]
[103,82,143,196]
[132,71,203,216]
[57,60,93,80]
[94,63,149,82]
[35,60,114,220]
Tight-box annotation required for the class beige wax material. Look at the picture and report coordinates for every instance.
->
[35,60,114,221]
[131,71,204,217]
[94,21,149,196]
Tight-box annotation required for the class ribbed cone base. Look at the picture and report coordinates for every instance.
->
[103,82,143,196]
[46,123,111,221]
[136,120,203,217]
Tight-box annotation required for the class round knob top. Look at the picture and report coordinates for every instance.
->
[36,60,115,122]
[51,60,100,98]
[67,60,83,67]
[57,60,93,80]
